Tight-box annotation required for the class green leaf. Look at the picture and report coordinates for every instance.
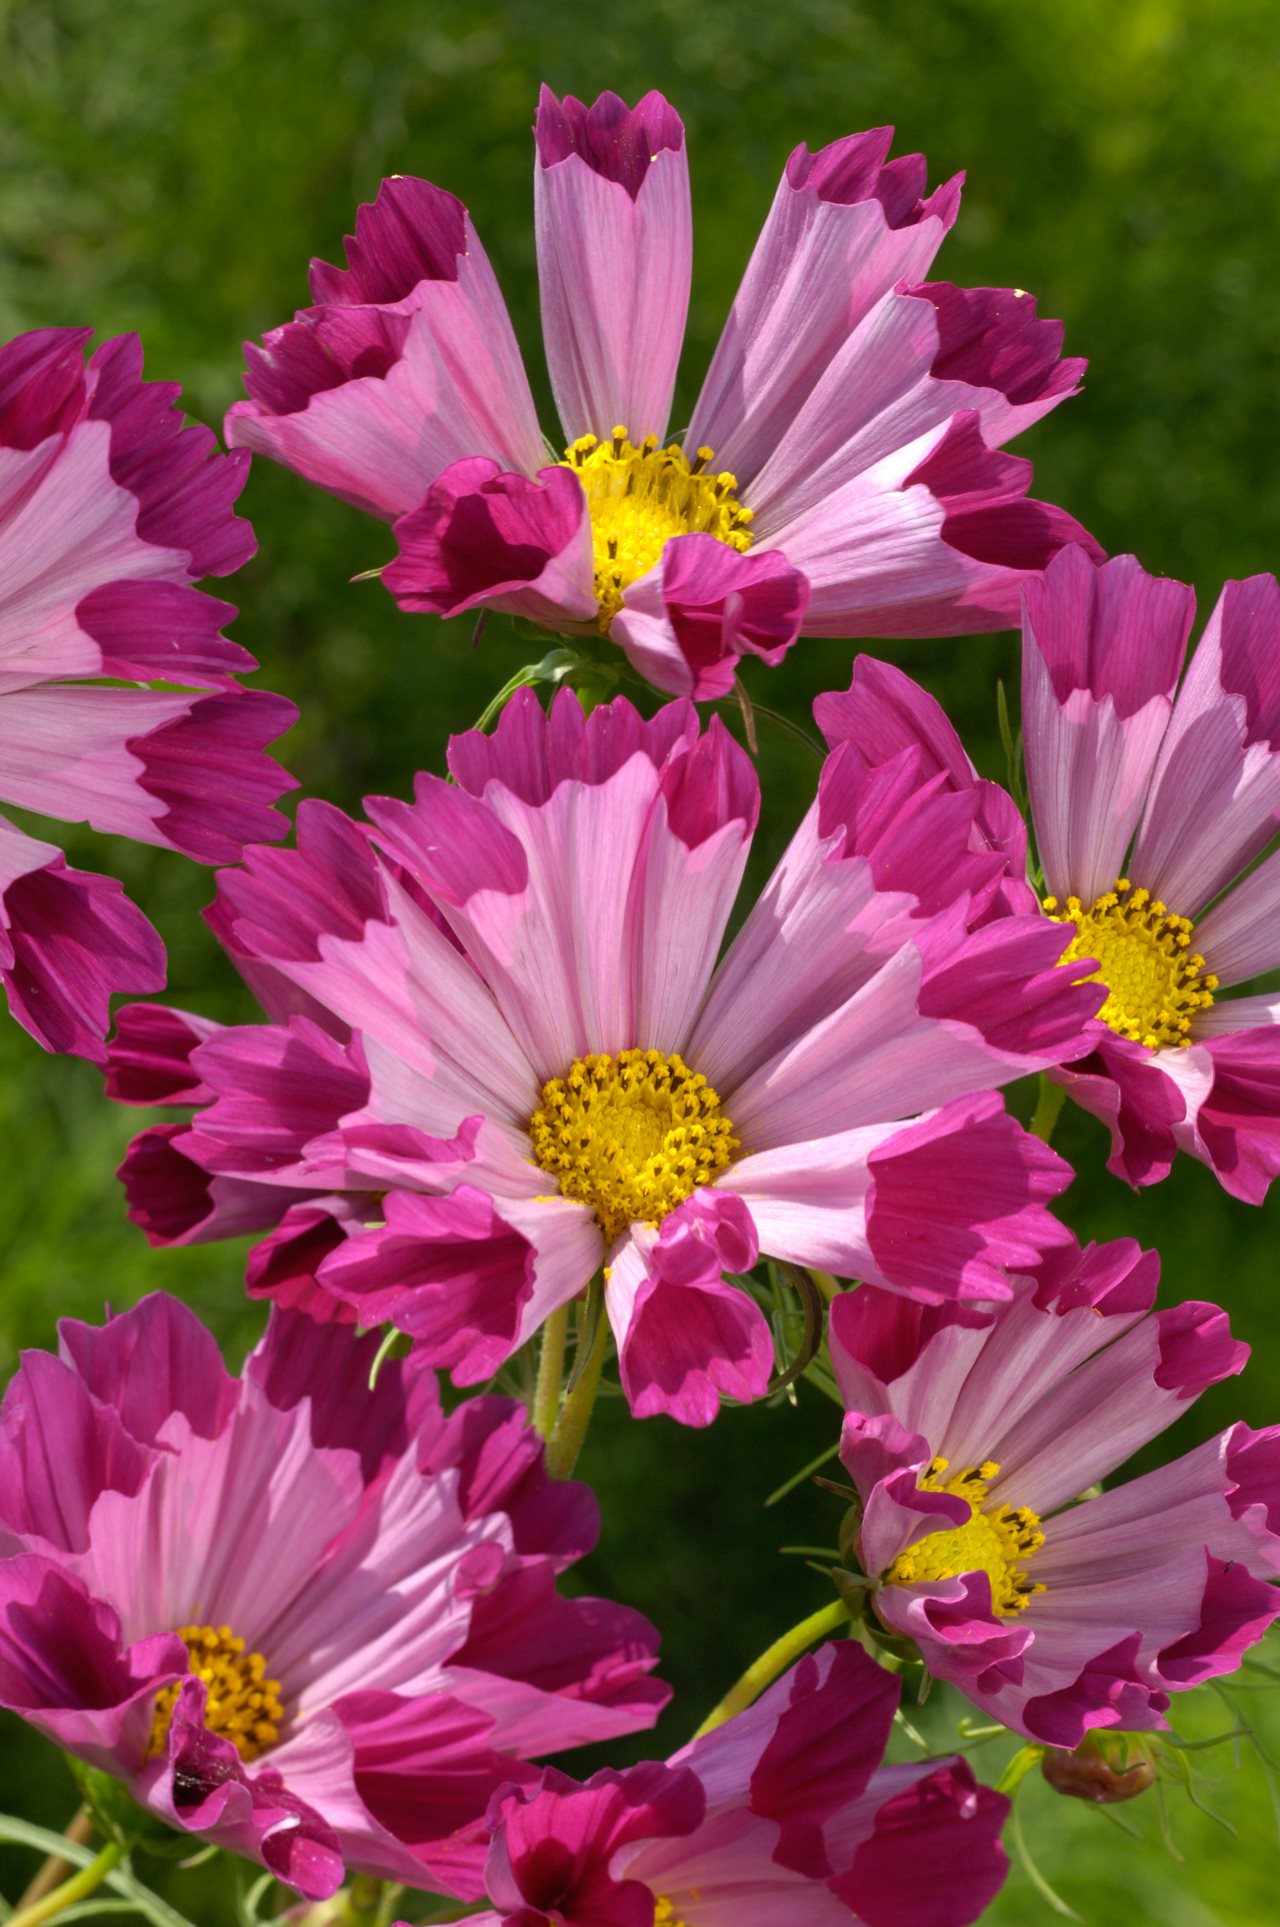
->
[0,1813,99,1868]
[42,1906,142,1922]
[97,1872,203,1927]
[763,1438,842,1508]
[470,644,625,732]
[65,1762,149,1849]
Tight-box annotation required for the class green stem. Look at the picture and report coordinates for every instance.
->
[545,1310,607,1480]
[8,1840,125,1927]
[340,1874,388,1925]
[808,1269,841,1302]
[997,1741,1047,1795]
[1029,1073,1066,1144]
[14,1810,92,1910]
[692,1598,851,1738]
[532,1304,569,1441]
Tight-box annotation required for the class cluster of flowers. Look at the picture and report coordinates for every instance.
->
[0,83,1277,1926]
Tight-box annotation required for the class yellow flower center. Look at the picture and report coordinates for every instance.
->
[1042,876,1217,1050]
[149,1623,285,1763]
[529,1048,738,1245]
[886,1458,1045,1616]
[560,426,753,631]
[654,1901,693,1926]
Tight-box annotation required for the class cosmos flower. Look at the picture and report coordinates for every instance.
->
[1020,546,1280,1198]
[226,87,1097,701]
[109,688,1099,1427]
[830,1234,1280,1746]
[428,1640,1008,1927]
[819,555,1280,1201]
[0,327,296,1059]
[0,1295,666,1899]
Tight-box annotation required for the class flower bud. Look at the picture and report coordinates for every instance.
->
[1041,1731,1158,1803]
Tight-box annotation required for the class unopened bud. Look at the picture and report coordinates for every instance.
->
[1041,1731,1158,1804]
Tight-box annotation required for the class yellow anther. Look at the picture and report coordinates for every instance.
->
[887,1461,1045,1617]
[529,1048,738,1245]
[1043,876,1215,1050]
[560,429,753,631]
[149,1623,285,1763]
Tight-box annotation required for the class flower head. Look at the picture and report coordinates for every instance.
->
[1018,545,1280,1197]
[110,688,1100,1427]
[819,576,1280,1201]
[428,1641,1008,1927]
[0,1295,666,1899]
[0,328,297,1059]
[830,1235,1280,1746]
[228,88,1097,701]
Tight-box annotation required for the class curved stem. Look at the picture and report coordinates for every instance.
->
[1030,1073,1066,1144]
[997,1742,1046,1796]
[8,1839,124,1927]
[692,1597,851,1739]
[15,1809,92,1910]
[532,1304,569,1441]
[808,1269,841,1302]
[545,1309,607,1480]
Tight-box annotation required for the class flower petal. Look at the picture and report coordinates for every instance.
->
[689,129,960,489]
[610,534,810,700]
[535,88,691,443]
[384,458,596,628]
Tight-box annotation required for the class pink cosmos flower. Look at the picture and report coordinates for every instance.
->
[819,559,1280,1201]
[108,689,1101,1428]
[1021,546,1280,1198]
[430,1641,1008,1927]
[0,327,296,1060]
[226,87,1098,702]
[0,1294,666,1900]
[831,1234,1280,1747]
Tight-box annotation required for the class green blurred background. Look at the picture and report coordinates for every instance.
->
[1,0,1280,1920]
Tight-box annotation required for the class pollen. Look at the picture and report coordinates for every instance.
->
[1042,876,1217,1050]
[887,1458,1045,1617]
[654,1901,693,1926]
[560,426,753,631]
[149,1623,285,1763]
[529,1048,738,1245]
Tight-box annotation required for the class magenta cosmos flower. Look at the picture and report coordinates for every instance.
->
[0,1294,665,1900]
[108,689,1100,1428]
[1020,545,1280,1198]
[435,1641,1007,1927]
[831,1234,1280,1747]
[819,560,1280,1201]
[0,328,296,1059]
[225,86,1097,702]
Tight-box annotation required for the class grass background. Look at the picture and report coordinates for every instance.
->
[1,0,1279,1919]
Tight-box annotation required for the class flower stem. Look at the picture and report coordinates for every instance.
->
[1029,1073,1066,1144]
[691,1597,852,1738]
[15,1809,93,1909]
[341,1874,388,1925]
[997,1741,1047,1795]
[8,1839,125,1927]
[532,1304,569,1441]
[545,1308,607,1480]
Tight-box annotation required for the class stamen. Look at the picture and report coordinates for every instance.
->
[149,1623,285,1763]
[559,429,753,631]
[529,1048,738,1245]
[1043,876,1216,1050]
[887,1461,1045,1616]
